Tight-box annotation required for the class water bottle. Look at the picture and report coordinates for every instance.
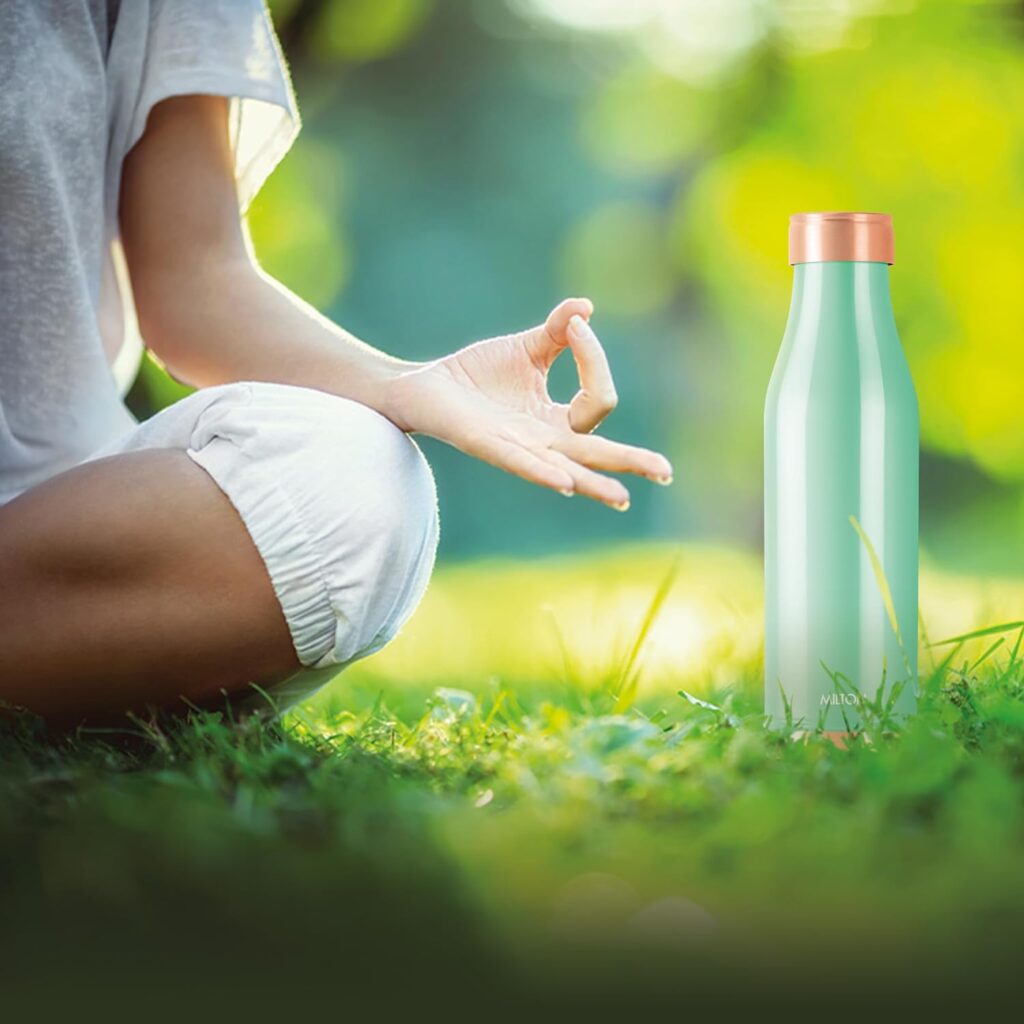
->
[764,212,918,733]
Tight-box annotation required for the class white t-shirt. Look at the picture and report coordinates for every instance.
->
[0,0,299,505]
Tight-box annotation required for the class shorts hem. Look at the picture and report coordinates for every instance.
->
[186,440,338,668]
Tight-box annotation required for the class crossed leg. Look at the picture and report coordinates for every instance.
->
[0,449,299,721]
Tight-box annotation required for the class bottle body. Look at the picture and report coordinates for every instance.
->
[764,261,918,731]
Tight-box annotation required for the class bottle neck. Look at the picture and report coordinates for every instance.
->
[788,261,895,331]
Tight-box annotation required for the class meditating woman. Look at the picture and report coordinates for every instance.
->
[0,0,672,721]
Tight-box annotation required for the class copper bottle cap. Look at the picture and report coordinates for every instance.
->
[789,212,894,265]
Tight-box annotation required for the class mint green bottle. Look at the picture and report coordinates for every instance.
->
[764,213,918,732]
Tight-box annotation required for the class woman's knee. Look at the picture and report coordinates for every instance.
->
[189,383,438,669]
[287,385,438,563]
[293,392,439,664]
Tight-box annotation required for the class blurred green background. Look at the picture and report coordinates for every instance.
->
[139,0,1024,572]
[126,0,1024,707]
[12,6,1024,1006]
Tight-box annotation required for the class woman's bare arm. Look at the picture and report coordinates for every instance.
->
[120,95,404,410]
[120,95,672,509]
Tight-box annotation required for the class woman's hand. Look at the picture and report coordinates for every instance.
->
[385,299,673,510]
[121,99,667,509]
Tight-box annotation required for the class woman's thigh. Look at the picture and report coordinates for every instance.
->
[0,448,299,720]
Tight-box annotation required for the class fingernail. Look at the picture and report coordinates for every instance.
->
[568,314,588,339]
[560,488,574,497]
[611,500,630,512]
[655,475,673,486]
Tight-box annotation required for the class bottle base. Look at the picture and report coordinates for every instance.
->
[790,729,858,749]
[821,730,852,749]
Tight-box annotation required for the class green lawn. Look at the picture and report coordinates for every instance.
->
[4,544,1024,1011]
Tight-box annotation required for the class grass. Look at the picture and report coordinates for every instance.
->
[4,543,1024,1011]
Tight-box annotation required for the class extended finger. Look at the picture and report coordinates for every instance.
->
[541,450,631,511]
[565,315,618,433]
[554,432,673,484]
[476,437,575,495]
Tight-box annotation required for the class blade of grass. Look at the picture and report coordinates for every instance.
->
[849,516,904,650]
[544,605,580,689]
[612,557,681,713]
[1004,625,1024,679]
[920,613,938,673]
[930,621,1024,647]
[678,689,722,712]
[482,690,509,730]
[968,637,1004,674]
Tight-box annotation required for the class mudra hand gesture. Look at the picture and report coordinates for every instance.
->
[388,298,673,511]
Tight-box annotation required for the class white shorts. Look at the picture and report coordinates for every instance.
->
[92,381,439,711]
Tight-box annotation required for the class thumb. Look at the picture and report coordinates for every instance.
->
[526,297,594,365]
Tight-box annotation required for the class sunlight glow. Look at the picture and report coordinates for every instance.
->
[516,0,905,81]
[332,544,1024,706]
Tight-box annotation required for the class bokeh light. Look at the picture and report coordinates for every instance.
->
[182,0,1024,570]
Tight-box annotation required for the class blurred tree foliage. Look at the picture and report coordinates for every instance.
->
[147,0,1024,565]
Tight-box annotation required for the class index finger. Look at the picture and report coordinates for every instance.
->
[565,314,618,433]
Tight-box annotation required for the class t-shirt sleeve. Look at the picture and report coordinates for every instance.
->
[107,0,299,211]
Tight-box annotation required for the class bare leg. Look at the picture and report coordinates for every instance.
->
[0,450,299,720]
